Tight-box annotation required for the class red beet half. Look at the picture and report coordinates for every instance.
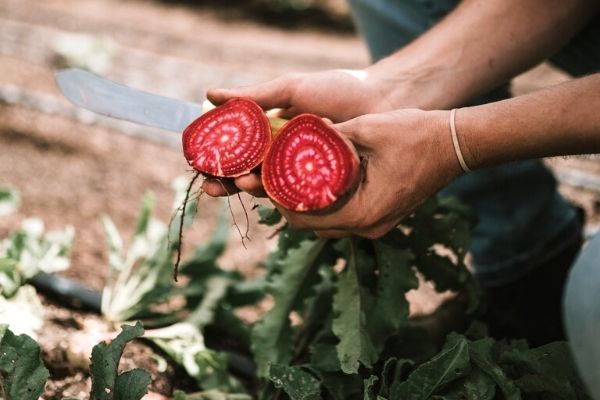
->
[262,114,361,213]
[182,98,272,178]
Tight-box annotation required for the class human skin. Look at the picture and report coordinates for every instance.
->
[272,73,600,238]
[203,0,600,196]
[202,0,599,198]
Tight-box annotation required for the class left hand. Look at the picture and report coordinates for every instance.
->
[276,109,463,239]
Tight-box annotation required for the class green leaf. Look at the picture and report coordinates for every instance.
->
[332,239,378,374]
[391,335,470,399]
[101,201,172,321]
[145,278,244,392]
[0,258,21,298]
[0,218,74,281]
[310,342,340,372]
[408,197,480,313]
[363,375,379,400]
[90,322,150,400]
[369,235,417,346]
[192,350,245,393]
[0,327,49,400]
[0,217,74,298]
[226,277,267,307]
[101,190,179,323]
[468,337,520,400]
[378,358,415,398]
[268,364,321,400]
[211,305,252,350]
[180,201,230,278]
[256,205,282,226]
[463,368,497,400]
[170,175,200,233]
[0,187,20,216]
[113,369,153,400]
[264,226,316,273]
[251,238,327,377]
[134,191,155,236]
[501,341,586,399]
[314,370,363,400]
[173,389,252,399]
[437,366,497,400]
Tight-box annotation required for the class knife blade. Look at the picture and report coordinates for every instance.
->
[55,68,202,132]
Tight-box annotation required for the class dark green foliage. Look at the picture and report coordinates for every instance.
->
[2,192,589,399]
[250,198,592,400]
[0,326,49,400]
[90,322,151,400]
[268,364,321,400]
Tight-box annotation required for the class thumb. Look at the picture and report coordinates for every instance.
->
[207,75,298,110]
[332,117,370,148]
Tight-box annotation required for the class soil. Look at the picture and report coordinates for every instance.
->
[1,0,599,399]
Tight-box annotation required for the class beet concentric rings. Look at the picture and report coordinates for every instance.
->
[182,98,271,178]
[262,114,360,213]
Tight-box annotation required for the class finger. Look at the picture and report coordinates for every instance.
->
[207,75,299,110]
[234,174,268,198]
[333,117,370,148]
[202,178,240,197]
[275,106,301,120]
[279,190,367,232]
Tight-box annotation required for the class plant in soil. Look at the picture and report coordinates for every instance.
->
[172,104,594,398]
[0,186,74,339]
[0,184,594,399]
[0,322,151,400]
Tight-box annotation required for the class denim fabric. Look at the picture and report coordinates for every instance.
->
[347,0,584,286]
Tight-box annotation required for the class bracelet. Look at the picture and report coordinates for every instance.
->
[449,108,471,173]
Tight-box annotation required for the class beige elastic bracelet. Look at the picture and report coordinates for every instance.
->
[449,108,471,173]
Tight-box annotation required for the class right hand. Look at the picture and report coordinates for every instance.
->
[274,109,463,239]
[206,69,395,123]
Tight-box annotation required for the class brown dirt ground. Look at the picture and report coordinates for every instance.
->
[1,0,599,398]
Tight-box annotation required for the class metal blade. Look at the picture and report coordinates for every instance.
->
[55,68,202,132]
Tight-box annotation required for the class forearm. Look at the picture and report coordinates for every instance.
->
[368,0,599,110]
[456,73,600,168]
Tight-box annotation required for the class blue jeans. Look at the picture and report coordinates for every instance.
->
[347,0,593,286]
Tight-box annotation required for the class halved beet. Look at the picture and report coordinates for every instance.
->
[182,98,272,178]
[262,114,361,213]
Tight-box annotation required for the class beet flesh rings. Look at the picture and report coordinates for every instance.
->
[262,114,360,213]
[182,98,271,178]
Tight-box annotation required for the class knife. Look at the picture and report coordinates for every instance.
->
[55,68,202,132]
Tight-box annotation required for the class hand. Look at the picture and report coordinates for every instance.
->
[207,69,395,123]
[276,109,463,239]
[202,69,396,197]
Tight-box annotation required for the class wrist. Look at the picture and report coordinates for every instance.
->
[420,109,465,183]
[365,54,465,111]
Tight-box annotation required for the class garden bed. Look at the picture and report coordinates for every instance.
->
[1,0,599,399]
